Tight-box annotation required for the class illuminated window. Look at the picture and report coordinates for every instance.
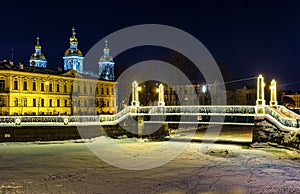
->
[13,80,18,90]
[49,83,53,92]
[14,98,18,107]
[23,81,27,90]
[0,80,5,91]
[32,82,36,91]
[56,84,60,92]
[33,99,36,107]
[23,98,27,107]
[41,83,44,91]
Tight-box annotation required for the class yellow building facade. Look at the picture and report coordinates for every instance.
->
[0,61,116,116]
[0,28,117,116]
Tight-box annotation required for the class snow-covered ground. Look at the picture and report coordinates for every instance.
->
[1,128,300,193]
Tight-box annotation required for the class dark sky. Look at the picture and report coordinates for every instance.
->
[1,1,300,89]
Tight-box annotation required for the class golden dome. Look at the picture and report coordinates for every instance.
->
[30,53,46,60]
[100,55,113,61]
[64,49,83,56]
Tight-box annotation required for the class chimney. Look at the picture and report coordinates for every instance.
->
[19,63,24,70]
[57,67,63,72]
[9,61,14,66]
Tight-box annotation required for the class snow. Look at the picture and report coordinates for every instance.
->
[1,131,300,193]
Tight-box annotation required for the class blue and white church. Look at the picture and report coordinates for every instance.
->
[29,27,115,82]
[63,27,84,73]
[29,36,47,68]
[98,40,115,81]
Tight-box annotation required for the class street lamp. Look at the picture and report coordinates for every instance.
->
[202,84,208,104]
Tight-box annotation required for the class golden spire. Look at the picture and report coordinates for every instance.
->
[35,36,41,49]
[70,27,78,44]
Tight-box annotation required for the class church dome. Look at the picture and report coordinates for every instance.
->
[99,41,113,62]
[64,48,83,57]
[99,54,113,62]
[30,53,46,60]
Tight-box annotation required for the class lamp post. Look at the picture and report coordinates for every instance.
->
[157,84,165,106]
[202,84,208,105]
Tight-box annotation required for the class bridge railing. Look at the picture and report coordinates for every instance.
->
[264,106,298,128]
[273,105,300,119]
[136,105,256,115]
[99,106,131,123]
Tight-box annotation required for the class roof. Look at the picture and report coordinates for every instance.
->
[0,60,115,82]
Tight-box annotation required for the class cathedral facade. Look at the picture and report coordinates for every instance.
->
[0,28,117,116]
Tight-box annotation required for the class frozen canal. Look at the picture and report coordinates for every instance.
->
[1,127,300,193]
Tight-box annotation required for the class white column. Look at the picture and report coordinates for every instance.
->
[270,79,277,106]
[158,84,165,106]
[256,74,266,114]
[131,81,140,107]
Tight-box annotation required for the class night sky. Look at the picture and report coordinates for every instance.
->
[1,1,300,89]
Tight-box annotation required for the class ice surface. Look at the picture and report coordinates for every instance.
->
[1,134,300,193]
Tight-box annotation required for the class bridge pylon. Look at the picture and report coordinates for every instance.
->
[157,84,165,106]
[270,79,278,106]
[131,81,140,107]
[256,74,266,114]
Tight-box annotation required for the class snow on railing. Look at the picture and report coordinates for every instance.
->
[264,106,298,128]
[274,105,300,119]
[0,105,299,128]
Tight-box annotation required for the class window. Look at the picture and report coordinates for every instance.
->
[64,99,68,107]
[49,84,53,92]
[14,80,18,90]
[23,98,27,107]
[112,88,114,95]
[41,99,44,107]
[57,99,60,107]
[96,87,98,94]
[32,82,36,91]
[64,85,67,93]
[0,80,5,91]
[71,85,73,92]
[101,88,104,95]
[0,97,5,107]
[90,86,93,94]
[84,86,87,94]
[107,88,109,95]
[56,84,60,92]
[14,98,18,107]
[23,81,27,90]
[49,99,52,107]
[78,99,81,107]
[77,85,81,93]
[41,83,44,91]
[33,99,36,107]
[107,101,110,107]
